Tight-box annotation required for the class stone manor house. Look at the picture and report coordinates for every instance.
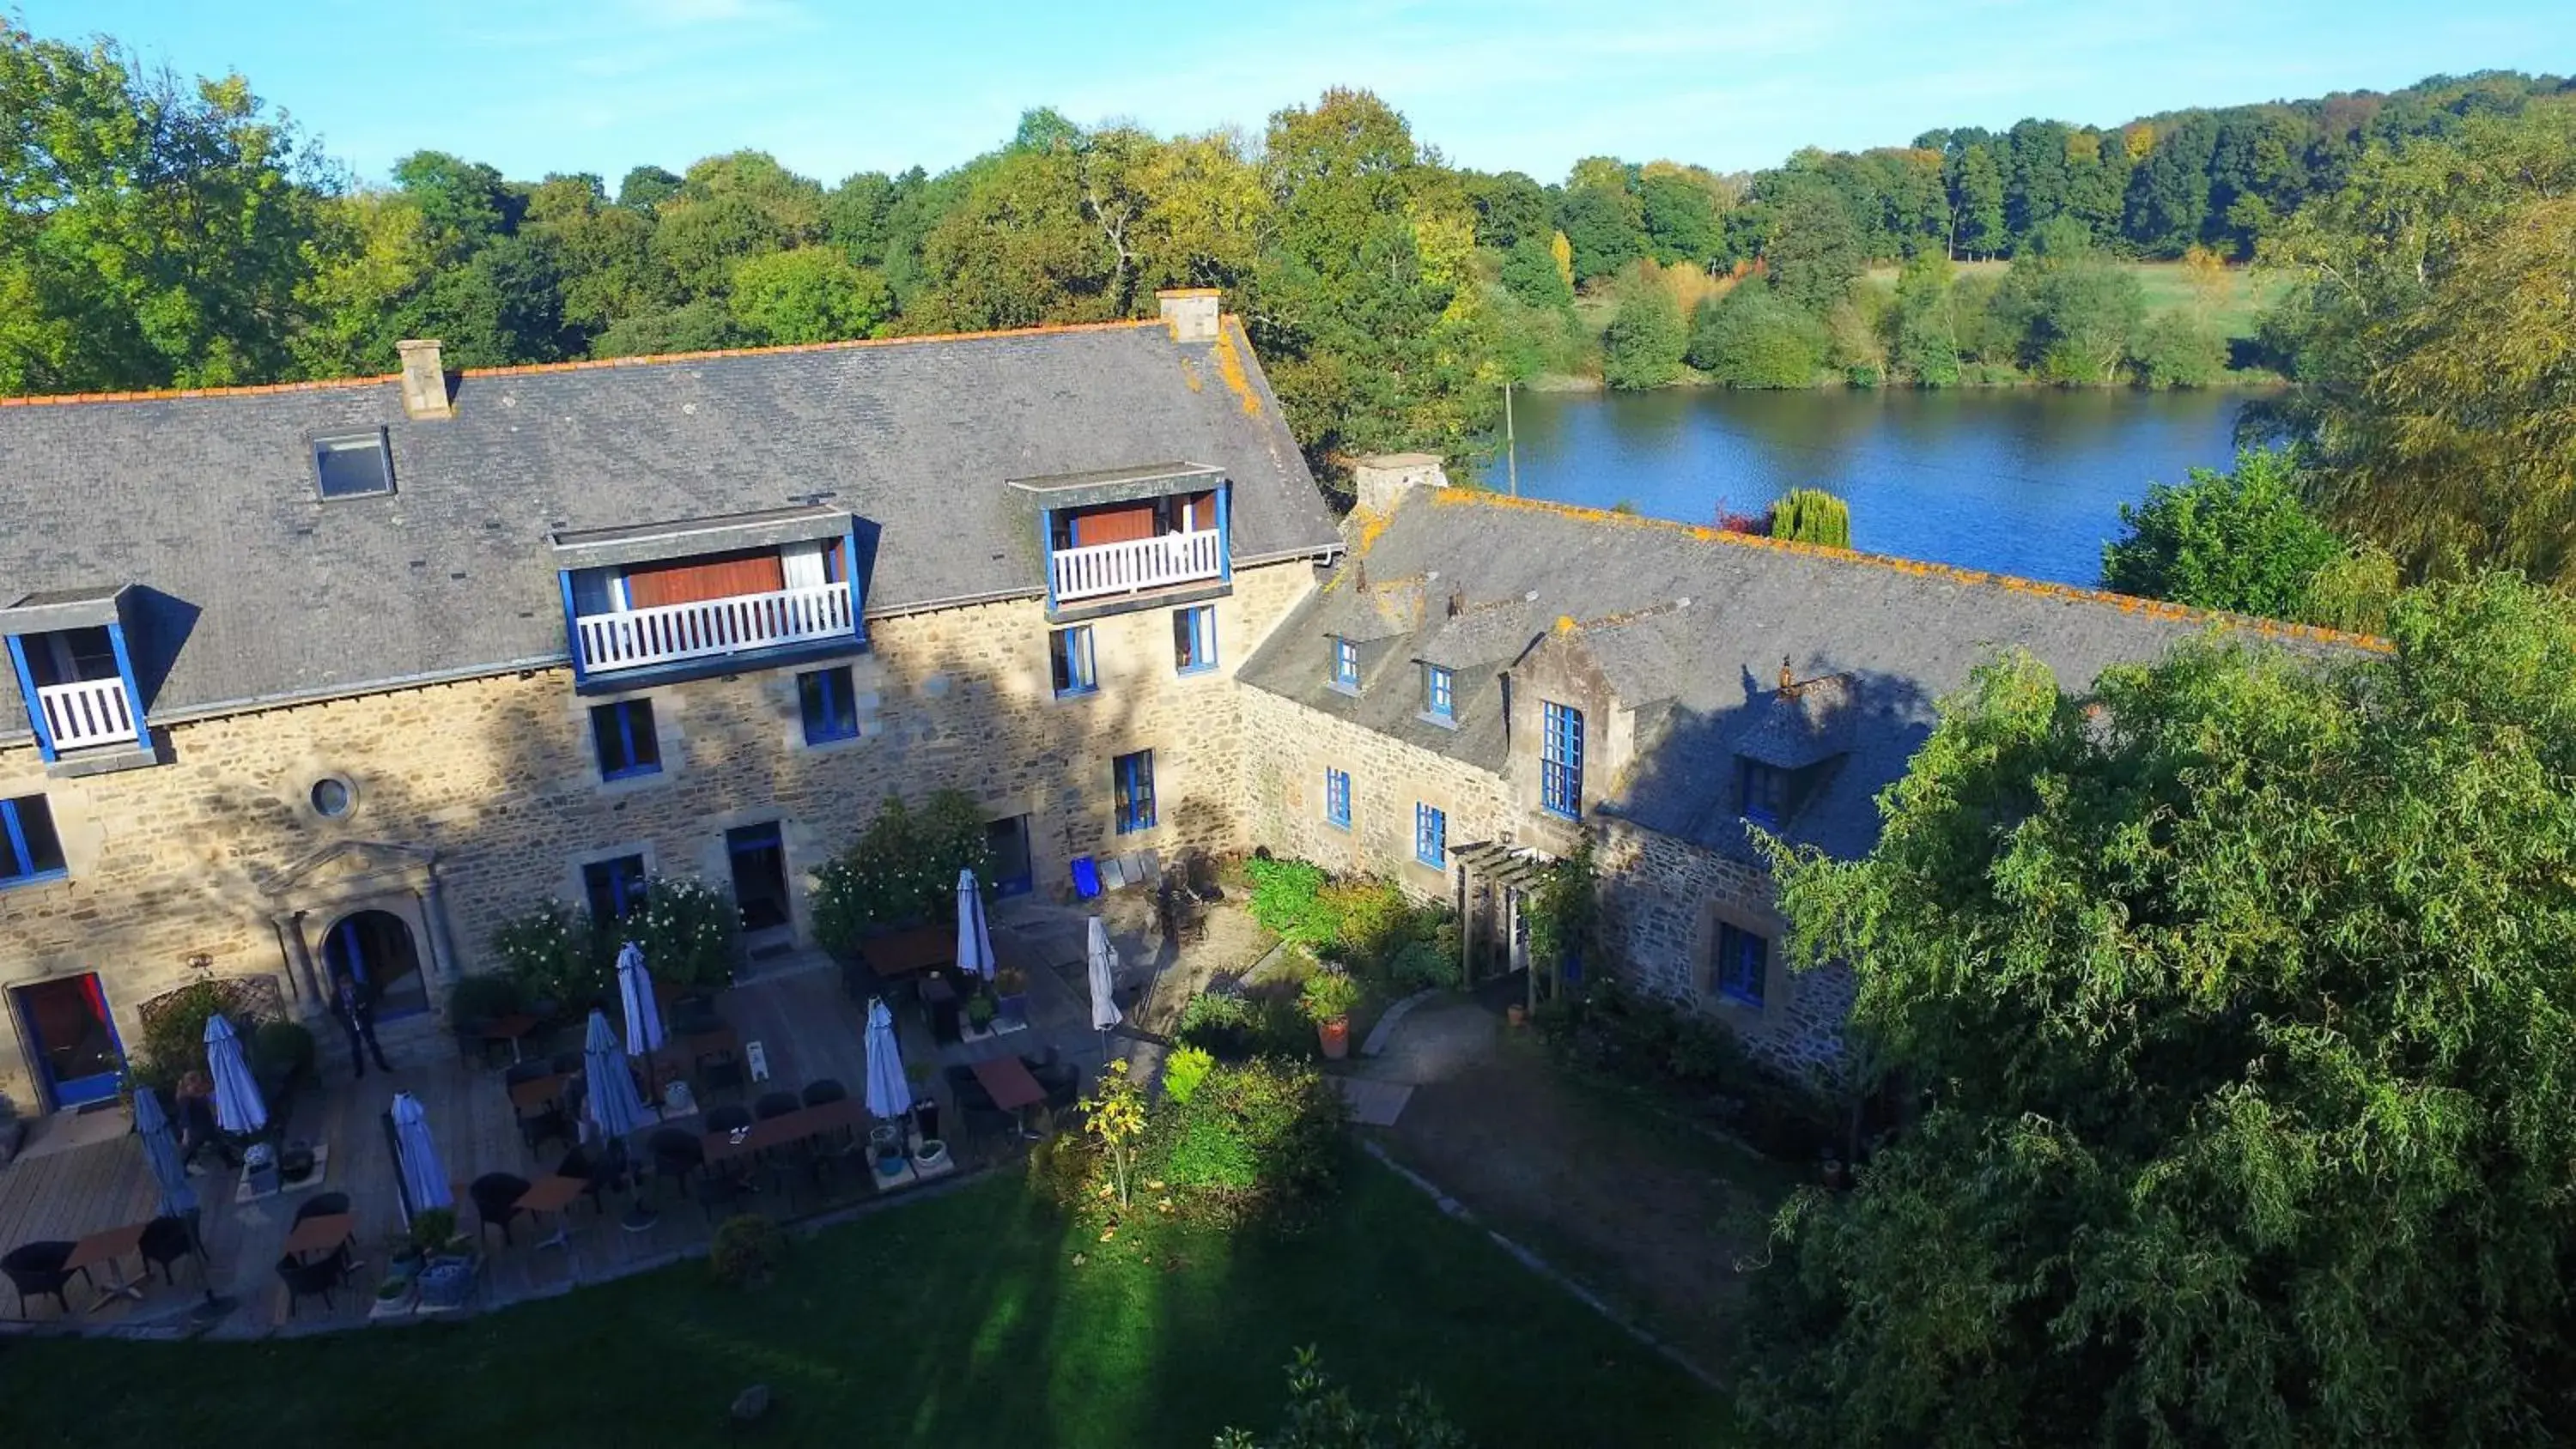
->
[0,290,2362,1112]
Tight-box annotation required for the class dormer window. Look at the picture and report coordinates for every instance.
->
[1330,637,1359,691]
[1540,701,1585,819]
[313,429,395,500]
[1424,664,1454,722]
[1741,760,1790,828]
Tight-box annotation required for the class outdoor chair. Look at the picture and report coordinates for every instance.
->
[293,1191,351,1225]
[468,1173,533,1247]
[755,1090,800,1121]
[693,1163,747,1222]
[944,1064,999,1114]
[707,1102,753,1136]
[517,1100,572,1155]
[802,1078,848,1106]
[550,1049,586,1076]
[3,1240,91,1317]
[275,1251,345,1316]
[1184,848,1224,902]
[959,1100,1018,1149]
[139,1216,197,1287]
[556,1142,624,1216]
[696,1047,746,1100]
[455,1016,512,1070]
[1021,1055,1081,1113]
[648,1128,702,1196]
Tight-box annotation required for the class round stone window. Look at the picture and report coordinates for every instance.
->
[309,775,357,820]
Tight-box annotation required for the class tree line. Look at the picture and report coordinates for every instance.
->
[5,16,2564,482]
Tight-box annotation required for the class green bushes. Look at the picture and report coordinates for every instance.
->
[1601,282,1685,391]
[1245,857,1336,945]
[1538,978,1844,1161]
[127,979,264,1096]
[484,902,605,1009]
[1163,1045,1216,1105]
[624,876,738,988]
[811,791,991,959]
[1178,992,1313,1063]
[1686,287,1826,387]
[447,970,530,1026]
[1771,488,1852,549]
[1152,1058,1350,1226]
[710,1213,785,1288]
[252,1020,315,1086]
[1248,856,1455,997]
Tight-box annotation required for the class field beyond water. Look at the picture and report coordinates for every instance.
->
[1872,258,2297,343]
[0,1162,1722,1448]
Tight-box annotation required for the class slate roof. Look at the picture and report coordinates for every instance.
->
[1236,488,2372,865]
[0,318,1337,737]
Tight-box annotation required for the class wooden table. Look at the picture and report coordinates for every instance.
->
[969,1055,1047,1113]
[281,1212,355,1264]
[482,1014,539,1063]
[861,925,953,980]
[65,1222,150,1308]
[702,1097,865,1166]
[508,1073,569,1113]
[513,1174,590,1251]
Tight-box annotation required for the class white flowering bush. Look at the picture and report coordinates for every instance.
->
[629,876,738,988]
[483,900,605,1009]
[811,791,991,961]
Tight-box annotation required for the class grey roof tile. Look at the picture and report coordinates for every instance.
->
[0,320,1338,731]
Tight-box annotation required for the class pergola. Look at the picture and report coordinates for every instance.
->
[1449,840,1564,1015]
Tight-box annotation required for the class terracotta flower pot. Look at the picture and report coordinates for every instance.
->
[1505,1003,1528,1028]
[1318,1016,1351,1060]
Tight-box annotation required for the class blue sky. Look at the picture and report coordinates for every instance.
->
[20,0,2569,186]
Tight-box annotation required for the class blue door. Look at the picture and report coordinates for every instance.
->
[12,973,125,1109]
[325,910,430,1021]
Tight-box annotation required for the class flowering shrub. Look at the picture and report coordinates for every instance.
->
[1151,1058,1349,1228]
[627,876,738,988]
[485,901,605,1007]
[811,790,991,960]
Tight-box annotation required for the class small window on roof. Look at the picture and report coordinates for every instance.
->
[313,429,394,500]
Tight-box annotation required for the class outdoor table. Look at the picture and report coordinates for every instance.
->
[508,1072,568,1113]
[969,1055,1047,1113]
[482,1014,539,1063]
[701,1097,865,1167]
[281,1212,355,1264]
[513,1174,589,1251]
[862,925,953,980]
[65,1221,150,1309]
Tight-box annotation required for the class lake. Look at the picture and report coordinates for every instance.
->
[1502,387,2253,588]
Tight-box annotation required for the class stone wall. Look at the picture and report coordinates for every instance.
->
[1595,818,1852,1078]
[1236,687,1516,901]
[0,561,1315,1110]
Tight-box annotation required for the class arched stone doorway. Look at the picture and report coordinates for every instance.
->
[320,909,430,1022]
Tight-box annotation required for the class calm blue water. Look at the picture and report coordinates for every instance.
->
[1503,388,2251,587]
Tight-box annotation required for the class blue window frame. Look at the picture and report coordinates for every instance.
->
[1414,803,1447,868]
[582,853,647,925]
[1540,701,1585,818]
[1741,757,1789,827]
[0,795,68,886]
[798,665,860,744]
[1051,626,1097,698]
[1114,749,1157,834]
[1324,768,1352,829]
[1425,664,1454,721]
[1173,605,1218,674]
[1330,636,1358,689]
[1716,922,1768,1007]
[590,699,662,780]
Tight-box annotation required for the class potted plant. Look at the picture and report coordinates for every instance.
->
[993,964,1030,1025]
[1301,970,1361,1060]
[964,990,998,1037]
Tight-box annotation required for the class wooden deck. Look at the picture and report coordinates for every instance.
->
[0,909,1127,1337]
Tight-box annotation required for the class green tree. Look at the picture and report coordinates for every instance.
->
[1638,172,1720,263]
[2101,448,2345,618]
[1771,488,1851,547]
[1461,169,1550,249]
[1551,185,1643,284]
[2127,309,2228,388]
[1753,574,2576,1446]
[1951,143,2007,258]
[1686,287,1826,387]
[1599,279,1683,390]
[1887,252,1959,385]
[1498,236,1575,309]
[1762,191,1865,315]
[728,246,893,343]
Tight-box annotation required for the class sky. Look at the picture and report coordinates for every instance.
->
[18,0,2570,187]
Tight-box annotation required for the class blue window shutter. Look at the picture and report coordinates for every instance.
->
[103,621,148,750]
[5,636,56,763]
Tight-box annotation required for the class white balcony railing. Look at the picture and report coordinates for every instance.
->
[37,676,136,750]
[575,583,854,675]
[1051,528,1225,603]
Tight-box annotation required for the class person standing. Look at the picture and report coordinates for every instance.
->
[333,969,393,1079]
[173,1071,238,1174]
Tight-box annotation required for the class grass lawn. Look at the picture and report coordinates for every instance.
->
[1865,259,2293,341]
[0,1161,1723,1447]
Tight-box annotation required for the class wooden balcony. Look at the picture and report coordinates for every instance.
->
[574,583,854,676]
[36,676,136,751]
[1050,528,1224,603]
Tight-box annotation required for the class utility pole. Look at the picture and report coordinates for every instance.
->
[1503,381,1518,497]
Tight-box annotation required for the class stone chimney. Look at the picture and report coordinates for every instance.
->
[1157,288,1221,343]
[1351,453,1449,515]
[397,339,453,421]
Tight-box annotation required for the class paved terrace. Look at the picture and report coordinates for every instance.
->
[0,899,1179,1338]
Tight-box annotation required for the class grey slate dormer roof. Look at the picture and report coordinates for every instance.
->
[0,318,1339,737]
[1236,488,2372,865]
